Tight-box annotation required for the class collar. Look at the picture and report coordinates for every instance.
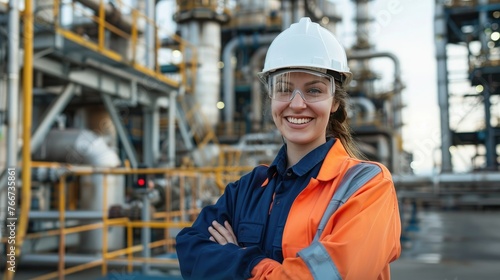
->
[315,138,351,181]
[264,138,336,184]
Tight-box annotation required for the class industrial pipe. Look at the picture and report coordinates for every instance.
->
[393,172,500,187]
[2,2,20,270]
[6,0,19,170]
[19,254,180,270]
[249,46,268,130]
[29,211,104,220]
[222,34,278,129]
[349,50,404,173]
[75,0,135,33]
[434,1,453,172]
[4,0,34,279]
[350,96,376,124]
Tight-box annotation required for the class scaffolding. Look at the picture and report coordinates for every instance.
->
[435,0,500,171]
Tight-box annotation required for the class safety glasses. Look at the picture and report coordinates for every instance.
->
[268,69,335,103]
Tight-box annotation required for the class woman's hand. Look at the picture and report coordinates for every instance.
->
[208,220,238,245]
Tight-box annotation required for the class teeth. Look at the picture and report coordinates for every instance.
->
[287,117,312,124]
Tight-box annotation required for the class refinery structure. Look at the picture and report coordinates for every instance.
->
[0,0,498,279]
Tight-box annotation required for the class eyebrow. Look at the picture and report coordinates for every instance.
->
[304,79,328,87]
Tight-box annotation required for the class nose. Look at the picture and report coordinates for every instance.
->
[289,89,307,108]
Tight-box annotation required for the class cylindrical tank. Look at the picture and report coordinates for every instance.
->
[195,21,221,127]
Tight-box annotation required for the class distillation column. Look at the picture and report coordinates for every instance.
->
[174,1,230,127]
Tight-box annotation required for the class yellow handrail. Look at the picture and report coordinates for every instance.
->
[4,0,34,279]
[5,162,252,278]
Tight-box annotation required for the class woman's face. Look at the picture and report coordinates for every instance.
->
[270,70,339,148]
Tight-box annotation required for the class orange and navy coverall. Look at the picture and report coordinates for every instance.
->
[176,138,401,279]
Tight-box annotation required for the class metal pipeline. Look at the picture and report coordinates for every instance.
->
[29,210,104,219]
[18,254,180,270]
[35,129,121,167]
[222,34,278,128]
[393,172,500,187]
[4,1,34,279]
[6,0,19,169]
[1,1,20,265]
[349,50,404,173]
[434,1,453,172]
[75,0,135,33]
[350,96,376,124]
[249,46,268,130]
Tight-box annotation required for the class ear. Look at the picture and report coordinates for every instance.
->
[331,101,340,113]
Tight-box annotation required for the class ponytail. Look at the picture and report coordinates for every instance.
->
[327,83,365,159]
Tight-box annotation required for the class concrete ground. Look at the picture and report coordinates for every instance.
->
[5,209,500,279]
[391,209,500,280]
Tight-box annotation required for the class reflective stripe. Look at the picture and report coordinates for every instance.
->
[298,163,382,279]
[297,241,341,280]
[314,163,381,242]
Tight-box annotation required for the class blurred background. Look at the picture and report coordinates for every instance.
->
[0,0,499,279]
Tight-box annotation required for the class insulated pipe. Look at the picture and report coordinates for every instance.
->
[178,20,220,126]
[28,211,104,219]
[36,129,121,167]
[350,96,376,124]
[349,51,404,133]
[2,0,20,252]
[222,34,277,129]
[6,0,19,169]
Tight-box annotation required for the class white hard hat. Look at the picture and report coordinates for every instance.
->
[259,17,352,87]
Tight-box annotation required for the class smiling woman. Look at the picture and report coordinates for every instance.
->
[176,17,401,280]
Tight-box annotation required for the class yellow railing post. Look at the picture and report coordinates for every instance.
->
[155,25,160,73]
[101,174,109,275]
[58,176,66,280]
[98,0,105,50]
[53,0,60,28]
[4,0,35,279]
[127,221,133,272]
[131,9,138,63]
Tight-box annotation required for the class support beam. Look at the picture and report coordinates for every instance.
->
[434,1,453,172]
[143,100,160,167]
[32,57,171,107]
[101,93,139,168]
[31,83,76,152]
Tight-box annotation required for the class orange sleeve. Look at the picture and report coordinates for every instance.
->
[325,176,401,279]
[250,173,401,280]
[250,258,312,280]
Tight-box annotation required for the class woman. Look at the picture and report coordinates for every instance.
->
[176,17,401,280]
